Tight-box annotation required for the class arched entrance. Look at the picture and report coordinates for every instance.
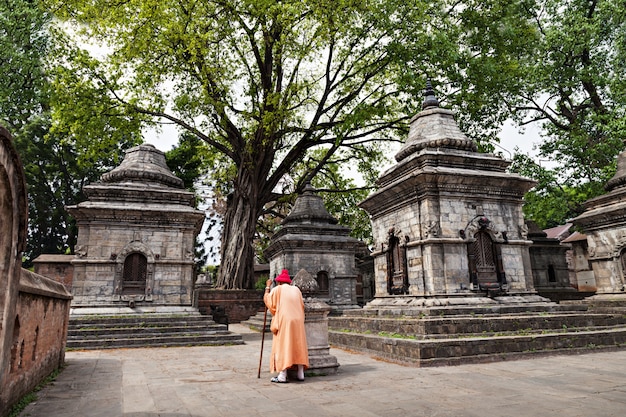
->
[121,253,147,295]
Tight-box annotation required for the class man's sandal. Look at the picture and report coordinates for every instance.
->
[271,377,288,383]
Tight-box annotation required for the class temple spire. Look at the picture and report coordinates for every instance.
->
[422,79,440,110]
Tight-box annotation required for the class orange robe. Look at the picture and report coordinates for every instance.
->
[264,284,309,373]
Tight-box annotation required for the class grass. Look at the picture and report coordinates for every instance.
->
[8,364,65,417]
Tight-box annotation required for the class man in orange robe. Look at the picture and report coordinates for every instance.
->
[264,269,309,383]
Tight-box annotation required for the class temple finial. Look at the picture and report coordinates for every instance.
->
[422,79,440,110]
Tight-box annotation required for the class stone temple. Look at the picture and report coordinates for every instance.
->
[358,83,544,308]
[66,144,205,309]
[264,183,361,311]
[570,143,626,299]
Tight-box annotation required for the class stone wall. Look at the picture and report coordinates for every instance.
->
[70,216,197,306]
[1,126,72,416]
[368,192,533,296]
[194,286,264,323]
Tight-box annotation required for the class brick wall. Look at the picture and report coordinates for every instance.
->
[194,286,264,324]
[1,267,72,416]
[32,255,74,291]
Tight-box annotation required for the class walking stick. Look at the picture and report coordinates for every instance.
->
[258,307,268,378]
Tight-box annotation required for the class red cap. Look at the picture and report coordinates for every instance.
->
[275,269,291,284]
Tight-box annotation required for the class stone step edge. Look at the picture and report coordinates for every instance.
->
[68,322,225,330]
[329,324,626,340]
[329,327,626,364]
[66,330,233,340]
[66,333,244,346]
[66,339,245,351]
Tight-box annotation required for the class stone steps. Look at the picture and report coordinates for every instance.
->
[329,326,626,367]
[66,313,244,350]
[328,305,626,366]
[329,312,626,339]
[241,309,271,332]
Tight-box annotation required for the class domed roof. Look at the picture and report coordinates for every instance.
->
[395,81,477,162]
[101,144,184,188]
[605,145,626,192]
[282,182,338,226]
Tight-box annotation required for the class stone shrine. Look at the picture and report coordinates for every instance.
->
[66,144,205,308]
[264,183,361,311]
[570,144,626,298]
[358,83,542,307]
[526,220,576,300]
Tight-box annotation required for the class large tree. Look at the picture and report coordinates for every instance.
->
[502,0,626,226]
[48,0,440,288]
[47,0,556,288]
[1,0,143,265]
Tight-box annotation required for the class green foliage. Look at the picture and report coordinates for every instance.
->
[506,0,626,185]
[509,153,605,229]
[165,132,212,195]
[0,0,51,131]
[1,0,142,265]
[40,0,626,287]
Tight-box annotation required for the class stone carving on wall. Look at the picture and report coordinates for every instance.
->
[519,223,529,240]
[463,216,504,243]
[75,245,87,258]
[425,220,440,238]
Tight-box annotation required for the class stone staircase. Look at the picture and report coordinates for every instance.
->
[328,302,626,367]
[66,312,244,350]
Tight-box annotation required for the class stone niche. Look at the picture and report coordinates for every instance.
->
[264,183,361,311]
[1,126,72,416]
[66,144,205,308]
[359,83,542,307]
[571,144,626,297]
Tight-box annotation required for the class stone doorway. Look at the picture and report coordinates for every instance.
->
[121,253,147,296]
[468,231,504,291]
[386,231,408,295]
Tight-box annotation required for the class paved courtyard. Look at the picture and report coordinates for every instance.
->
[19,324,626,417]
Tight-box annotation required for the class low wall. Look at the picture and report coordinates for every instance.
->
[32,254,75,291]
[194,286,264,324]
[1,269,72,416]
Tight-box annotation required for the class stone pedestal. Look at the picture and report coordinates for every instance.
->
[303,298,339,375]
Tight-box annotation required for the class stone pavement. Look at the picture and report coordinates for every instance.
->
[19,324,626,417]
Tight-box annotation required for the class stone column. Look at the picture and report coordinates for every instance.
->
[304,298,339,375]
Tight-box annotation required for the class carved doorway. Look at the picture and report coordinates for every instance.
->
[386,232,408,294]
[122,253,147,295]
[468,231,503,290]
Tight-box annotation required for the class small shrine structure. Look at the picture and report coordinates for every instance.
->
[66,144,205,309]
[264,183,361,311]
[570,144,626,299]
[358,83,543,307]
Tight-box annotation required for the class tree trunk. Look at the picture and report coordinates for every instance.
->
[214,187,260,289]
